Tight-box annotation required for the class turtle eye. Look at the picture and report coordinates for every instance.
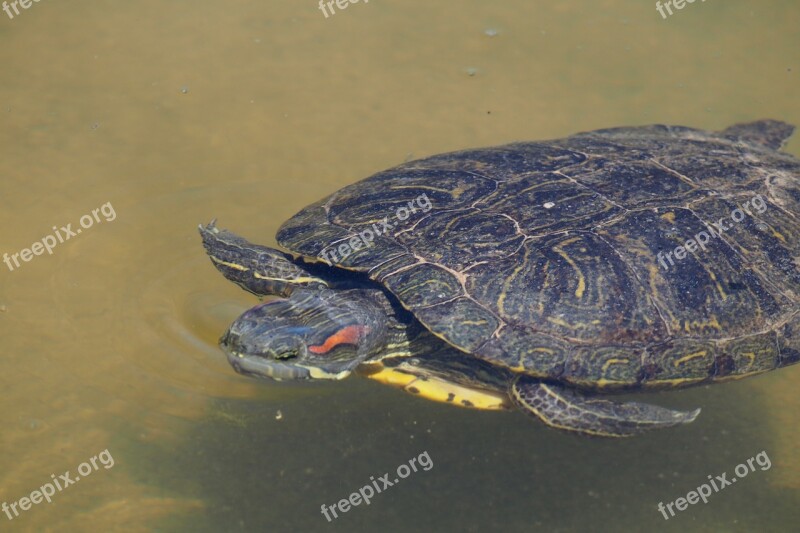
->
[273,350,298,360]
[267,337,307,360]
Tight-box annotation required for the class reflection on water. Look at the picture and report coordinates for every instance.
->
[0,0,798,531]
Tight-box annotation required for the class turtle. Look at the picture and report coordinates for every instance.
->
[200,119,800,437]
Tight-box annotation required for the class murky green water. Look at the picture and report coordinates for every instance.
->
[1,1,799,531]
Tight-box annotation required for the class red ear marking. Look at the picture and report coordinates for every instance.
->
[308,325,371,354]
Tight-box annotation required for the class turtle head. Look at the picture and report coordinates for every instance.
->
[220,288,389,381]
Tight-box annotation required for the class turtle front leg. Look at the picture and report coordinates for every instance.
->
[199,221,328,297]
[510,376,700,437]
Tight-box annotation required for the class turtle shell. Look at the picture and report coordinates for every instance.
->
[277,121,800,389]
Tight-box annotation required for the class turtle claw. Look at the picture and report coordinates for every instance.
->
[511,377,701,437]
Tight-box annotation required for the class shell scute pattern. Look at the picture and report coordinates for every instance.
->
[277,123,800,388]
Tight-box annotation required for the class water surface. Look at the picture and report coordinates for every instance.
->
[1,1,799,531]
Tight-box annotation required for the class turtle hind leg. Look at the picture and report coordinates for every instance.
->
[720,119,795,150]
[510,377,700,437]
